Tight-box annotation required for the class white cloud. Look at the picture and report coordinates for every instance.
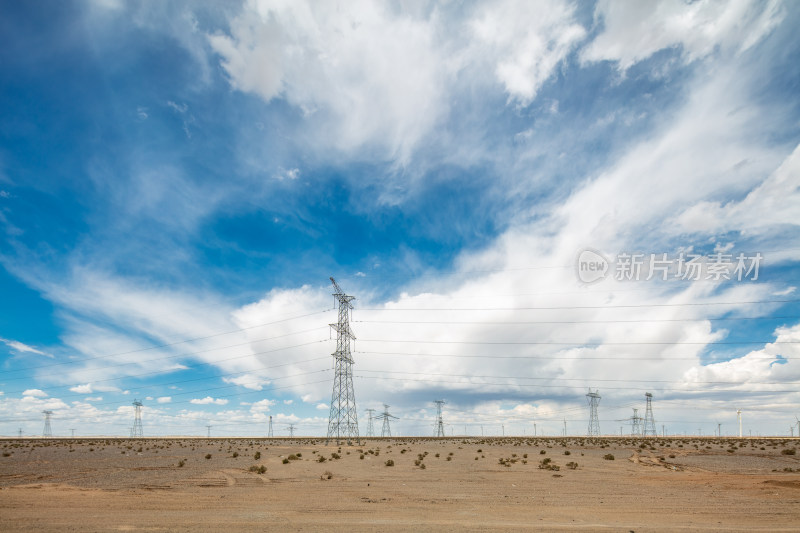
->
[673,143,800,237]
[209,0,451,161]
[190,396,229,405]
[84,396,103,402]
[582,0,784,70]
[469,0,586,105]
[316,403,328,410]
[157,396,172,404]
[0,337,51,357]
[250,399,276,412]
[283,399,293,405]
[22,389,48,398]
[70,384,93,394]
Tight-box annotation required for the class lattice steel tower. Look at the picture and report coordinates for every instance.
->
[268,415,273,437]
[365,408,376,437]
[326,277,359,445]
[434,400,445,437]
[643,392,657,436]
[131,399,144,438]
[42,410,53,438]
[586,389,601,437]
[378,404,397,437]
[631,408,641,436]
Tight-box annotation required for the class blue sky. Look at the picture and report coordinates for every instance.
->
[1,0,799,438]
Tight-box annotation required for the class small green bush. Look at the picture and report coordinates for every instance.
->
[282,458,290,464]
[254,451,261,460]
[205,454,212,460]
[781,449,796,455]
[603,454,615,460]
[385,459,394,467]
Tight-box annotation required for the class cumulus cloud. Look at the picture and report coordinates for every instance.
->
[22,389,48,398]
[190,396,229,405]
[157,396,172,403]
[70,384,93,394]
[208,0,450,160]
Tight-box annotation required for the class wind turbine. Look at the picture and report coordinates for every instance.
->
[737,409,742,438]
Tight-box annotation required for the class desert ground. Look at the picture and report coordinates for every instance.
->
[1,436,799,531]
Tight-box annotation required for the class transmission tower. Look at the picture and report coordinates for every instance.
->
[643,392,656,437]
[18,428,23,438]
[326,277,359,445]
[131,399,144,438]
[434,400,445,437]
[268,415,273,437]
[586,389,601,437]
[206,425,212,438]
[377,404,397,437]
[42,410,53,438]
[631,408,641,436]
[365,408,376,437]
[287,424,296,438]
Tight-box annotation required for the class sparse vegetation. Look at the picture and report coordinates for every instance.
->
[604,454,615,460]
[385,459,394,467]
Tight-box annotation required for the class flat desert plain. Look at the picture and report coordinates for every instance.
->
[1,437,799,531]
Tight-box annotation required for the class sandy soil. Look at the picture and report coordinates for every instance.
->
[1,436,799,531]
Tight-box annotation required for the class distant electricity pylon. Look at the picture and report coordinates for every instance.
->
[434,400,445,437]
[631,408,641,436]
[206,425,212,438]
[643,392,656,437]
[268,415,273,437]
[365,408,376,437]
[287,424,296,438]
[377,404,397,437]
[42,411,53,438]
[326,277,359,445]
[131,399,144,438]
[586,389,601,437]
[737,408,743,437]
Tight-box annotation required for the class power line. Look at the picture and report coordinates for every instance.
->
[357,338,798,345]
[355,350,794,361]
[353,374,800,394]
[5,310,332,373]
[354,314,800,325]
[1,342,330,395]
[358,298,800,311]
[4,328,328,379]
